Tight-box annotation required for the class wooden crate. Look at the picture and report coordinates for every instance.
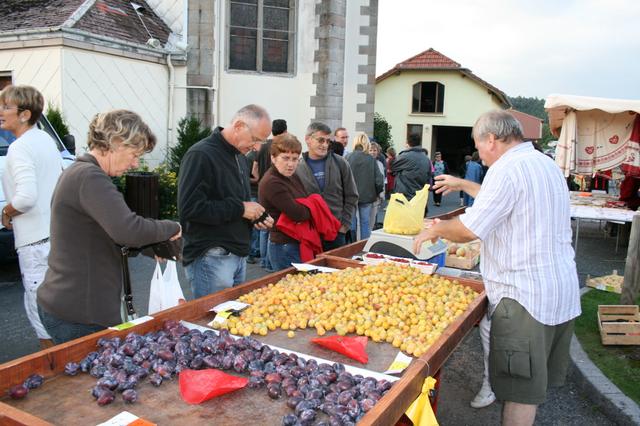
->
[597,305,640,345]
[0,256,486,426]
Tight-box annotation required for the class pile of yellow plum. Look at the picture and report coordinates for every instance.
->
[220,264,477,357]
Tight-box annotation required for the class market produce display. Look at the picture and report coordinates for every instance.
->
[13,320,393,425]
[224,264,477,358]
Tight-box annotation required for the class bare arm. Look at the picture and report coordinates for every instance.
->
[433,174,481,198]
[413,217,478,254]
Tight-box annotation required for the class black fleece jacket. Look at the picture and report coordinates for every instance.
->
[178,127,252,265]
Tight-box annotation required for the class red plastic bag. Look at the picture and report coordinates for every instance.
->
[311,335,369,364]
[179,369,248,404]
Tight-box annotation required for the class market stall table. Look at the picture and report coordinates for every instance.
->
[570,192,639,255]
[0,256,486,426]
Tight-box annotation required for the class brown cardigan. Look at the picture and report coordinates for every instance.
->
[258,166,310,244]
[37,154,179,327]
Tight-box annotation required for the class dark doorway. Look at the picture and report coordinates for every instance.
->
[433,125,474,176]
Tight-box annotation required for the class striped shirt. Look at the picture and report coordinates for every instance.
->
[459,142,581,325]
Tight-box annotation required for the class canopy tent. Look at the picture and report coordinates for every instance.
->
[545,94,640,177]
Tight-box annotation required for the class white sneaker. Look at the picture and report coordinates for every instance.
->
[470,383,496,408]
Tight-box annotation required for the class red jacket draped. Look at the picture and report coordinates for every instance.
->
[276,194,341,261]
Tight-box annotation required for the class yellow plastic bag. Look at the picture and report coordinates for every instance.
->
[383,184,430,235]
[405,376,439,426]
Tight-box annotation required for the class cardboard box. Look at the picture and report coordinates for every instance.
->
[597,305,640,345]
[445,241,481,270]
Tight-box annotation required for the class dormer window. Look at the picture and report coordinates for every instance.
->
[412,81,445,113]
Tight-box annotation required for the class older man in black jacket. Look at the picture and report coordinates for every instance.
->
[178,105,273,298]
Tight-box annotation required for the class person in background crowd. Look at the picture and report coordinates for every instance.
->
[334,127,350,156]
[258,134,310,271]
[37,110,181,344]
[0,85,61,349]
[178,105,273,299]
[392,133,432,206]
[245,147,260,264]
[415,110,580,426]
[385,146,396,198]
[464,151,483,206]
[459,154,471,206]
[432,151,449,207]
[369,141,386,229]
[253,119,288,272]
[296,122,358,250]
[347,133,383,240]
[329,139,345,156]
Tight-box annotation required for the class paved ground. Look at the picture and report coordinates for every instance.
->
[0,192,630,425]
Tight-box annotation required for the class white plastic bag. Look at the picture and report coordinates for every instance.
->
[148,261,185,314]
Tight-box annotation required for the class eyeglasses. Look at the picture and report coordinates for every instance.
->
[243,122,267,144]
[312,135,331,144]
[0,105,25,112]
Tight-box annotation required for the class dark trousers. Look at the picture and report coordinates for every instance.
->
[38,305,105,345]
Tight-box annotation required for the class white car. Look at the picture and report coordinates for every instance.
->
[0,116,75,261]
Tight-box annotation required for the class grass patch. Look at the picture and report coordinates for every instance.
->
[574,289,640,405]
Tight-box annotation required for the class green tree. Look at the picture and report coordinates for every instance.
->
[508,96,556,148]
[373,112,392,153]
[45,103,70,137]
[167,116,212,175]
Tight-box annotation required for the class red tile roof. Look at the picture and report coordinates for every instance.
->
[509,109,543,140]
[0,0,171,48]
[377,48,510,108]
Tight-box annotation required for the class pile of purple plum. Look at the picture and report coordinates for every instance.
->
[57,320,392,425]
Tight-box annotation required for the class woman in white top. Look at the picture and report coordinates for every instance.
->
[0,85,63,349]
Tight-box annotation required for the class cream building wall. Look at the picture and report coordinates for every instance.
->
[375,70,505,154]
[146,0,186,36]
[0,46,64,114]
[61,48,187,164]
[0,45,187,166]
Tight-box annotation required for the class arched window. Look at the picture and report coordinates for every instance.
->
[412,82,445,113]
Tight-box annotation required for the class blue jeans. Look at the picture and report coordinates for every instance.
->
[350,203,373,240]
[259,230,272,270]
[38,305,105,345]
[268,241,301,271]
[185,247,247,299]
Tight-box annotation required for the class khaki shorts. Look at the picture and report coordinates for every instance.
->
[489,298,574,405]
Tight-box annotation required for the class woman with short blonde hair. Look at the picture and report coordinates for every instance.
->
[37,110,181,344]
[0,85,61,348]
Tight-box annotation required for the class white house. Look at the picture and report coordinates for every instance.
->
[0,0,379,162]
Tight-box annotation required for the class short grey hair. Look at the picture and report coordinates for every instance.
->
[472,110,524,143]
[306,122,331,136]
[231,104,270,126]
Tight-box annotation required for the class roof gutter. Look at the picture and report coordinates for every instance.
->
[0,26,186,60]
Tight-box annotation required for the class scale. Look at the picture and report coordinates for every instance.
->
[363,229,448,261]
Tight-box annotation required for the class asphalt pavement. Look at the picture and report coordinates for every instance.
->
[0,191,630,425]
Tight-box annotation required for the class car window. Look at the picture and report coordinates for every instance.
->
[0,129,16,156]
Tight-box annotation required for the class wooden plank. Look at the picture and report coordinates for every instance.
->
[0,402,53,426]
[0,256,487,425]
[321,240,366,258]
[599,305,638,314]
[621,215,640,305]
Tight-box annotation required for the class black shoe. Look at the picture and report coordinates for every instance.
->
[246,256,257,264]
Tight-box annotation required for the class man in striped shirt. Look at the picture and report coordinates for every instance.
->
[414,110,580,426]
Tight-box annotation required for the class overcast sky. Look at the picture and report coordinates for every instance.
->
[376,0,640,100]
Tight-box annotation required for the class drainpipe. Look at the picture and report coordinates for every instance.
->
[215,0,223,123]
[166,53,175,162]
